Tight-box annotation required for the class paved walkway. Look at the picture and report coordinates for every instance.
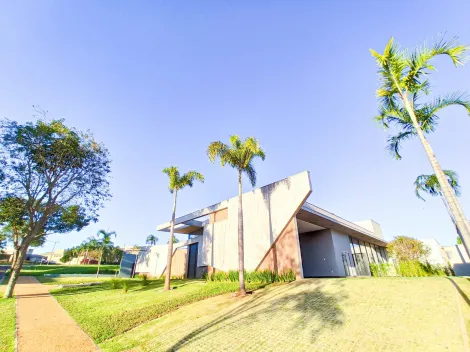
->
[15,276,99,352]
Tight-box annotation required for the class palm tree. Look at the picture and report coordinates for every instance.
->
[370,36,470,254]
[96,230,116,277]
[415,170,461,225]
[146,234,158,246]
[162,166,204,291]
[414,170,460,201]
[207,135,265,296]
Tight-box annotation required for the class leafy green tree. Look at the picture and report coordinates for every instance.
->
[146,234,158,246]
[0,116,111,298]
[96,230,116,277]
[162,166,204,291]
[371,37,470,254]
[207,135,265,296]
[457,236,463,245]
[387,235,431,262]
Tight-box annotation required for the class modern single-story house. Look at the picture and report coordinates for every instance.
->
[136,171,389,279]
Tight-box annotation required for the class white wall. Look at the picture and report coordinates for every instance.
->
[353,220,383,240]
[443,244,470,276]
[421,239,448,265]
[135,237,201,277]
[200,171,312,271]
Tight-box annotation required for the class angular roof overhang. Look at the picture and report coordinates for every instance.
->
[298,202,387,246]
[158,220,205,234]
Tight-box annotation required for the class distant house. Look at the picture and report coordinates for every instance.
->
[420,238,470,276]
[41,249,65,264]
[136,171,388,279]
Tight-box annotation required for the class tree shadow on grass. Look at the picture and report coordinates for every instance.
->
[167,279,346,351]
[448,278,470,306]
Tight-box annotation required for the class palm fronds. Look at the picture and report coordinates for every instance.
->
[414,170,461,201]
[207,135,265,187]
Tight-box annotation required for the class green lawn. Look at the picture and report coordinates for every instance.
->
[0,298,15,352]
[37,276,116,285]
[19,264,119,276]
[51,278,269,343]
[100,277,470,352]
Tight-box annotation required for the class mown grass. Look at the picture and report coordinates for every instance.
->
[51,278,268,343]
[19,264,119,276]
[101,277,468,352]
[37,276,116,285]
[0,298,15,352]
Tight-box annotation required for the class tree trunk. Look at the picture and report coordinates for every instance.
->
[403,95,470,256]
[164,190,178,291]
[3,240,31,298]
[96,248,103,278]
[237,170,246,296]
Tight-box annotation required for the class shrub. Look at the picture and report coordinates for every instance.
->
[139,273,149,286]
[370,263,394,277]
[110,278,121,289]
[371,260,450,277]
[206,269,295,284]
[122,280,129,293]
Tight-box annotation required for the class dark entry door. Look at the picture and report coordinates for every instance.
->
[187,243,198,278]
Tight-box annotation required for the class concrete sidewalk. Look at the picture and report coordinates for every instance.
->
[15,276,99,352]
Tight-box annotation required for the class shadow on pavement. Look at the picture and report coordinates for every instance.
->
[167,279,346,351]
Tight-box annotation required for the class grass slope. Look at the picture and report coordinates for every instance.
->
[0,299,15,352]
[51,278,267,343]
[101,277,468,352]
[20,264,119,276]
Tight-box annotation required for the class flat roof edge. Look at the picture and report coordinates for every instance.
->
[301,202,387,245]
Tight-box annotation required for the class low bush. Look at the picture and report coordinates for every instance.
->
[110,278,121,289]
[370,263,394,277]
[122,280,129,293]
[138,274,149,286]
[206,269,296,284]
[370,260,450,277]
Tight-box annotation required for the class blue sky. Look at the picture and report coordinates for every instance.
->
[1,1,470,252]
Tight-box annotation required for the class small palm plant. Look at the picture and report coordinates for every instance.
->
[207,135,265,296]
[146,234,158,246]
[96,229,116,277]
[370,36,470,252]
[414,170,461,225]
[162,166,204,291]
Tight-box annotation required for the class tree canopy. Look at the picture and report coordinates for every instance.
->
[387,236,431,262]
[207,135,265,186]
[162,167,204,193]
[0,117,111,246]
[371,37,470,159]
[414,170,460,201]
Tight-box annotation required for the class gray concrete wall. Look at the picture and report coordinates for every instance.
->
[331,230,353,276]
[299,229,341,277]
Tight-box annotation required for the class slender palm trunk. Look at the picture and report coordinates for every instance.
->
[164,190,178,291]
[3,239,32,298]
[96,247,104,278]
[403,95,470,256]
[237,170,246,296]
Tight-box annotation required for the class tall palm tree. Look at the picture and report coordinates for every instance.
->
[207,135,265,296]
[96,229,116,277]
[146,234,158,246]
[370,36,470,254]
[162,166,204,291]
